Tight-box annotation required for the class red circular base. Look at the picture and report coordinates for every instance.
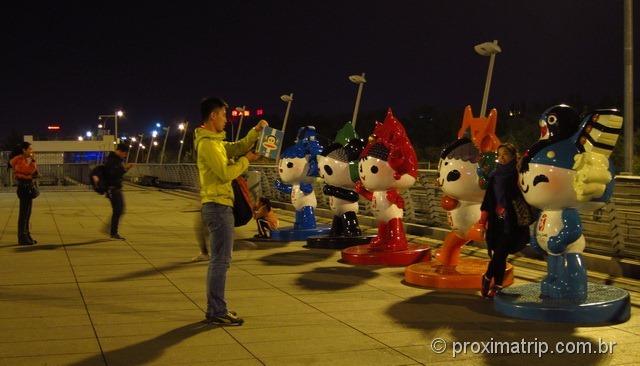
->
[404,258,514,289]
[341,243,431,266]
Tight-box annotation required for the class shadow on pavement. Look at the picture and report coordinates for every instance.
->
[259,249,334,266]
[13,239,111,251]
[67,321,214,366]
[296,266,380,291]
[385,291,609,365]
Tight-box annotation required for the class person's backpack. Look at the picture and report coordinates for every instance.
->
[89,165,108,194]
[232,176,254,227]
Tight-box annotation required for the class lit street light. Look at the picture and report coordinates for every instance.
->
[474,40,501,117]
[146,132,156,164]
[160,126,170,164]
[98,109,125,144]
[134,134,144,164]
[349,73,366,128]
[177,122,189,163]
[78,136,84,141]
[86,131,93,138]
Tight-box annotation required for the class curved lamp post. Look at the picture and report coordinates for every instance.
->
[235,106,247,141]
[177,122,189,163]
[348,73,366,128]
[474,40,501,118]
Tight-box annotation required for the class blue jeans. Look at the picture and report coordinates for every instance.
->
[201,202,234,317]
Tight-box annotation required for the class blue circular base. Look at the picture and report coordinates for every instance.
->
[270,225,331,241]
[494,283,630,324]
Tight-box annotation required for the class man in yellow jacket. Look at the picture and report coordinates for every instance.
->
[196,97,267,326]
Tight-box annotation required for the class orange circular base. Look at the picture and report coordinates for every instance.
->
[404,258,514,289]
[341,243,431,266]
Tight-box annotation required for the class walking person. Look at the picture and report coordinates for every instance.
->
[104,143,134,240]
[195,97,267,326]
[476,143,529,298]
[9,142,38,245]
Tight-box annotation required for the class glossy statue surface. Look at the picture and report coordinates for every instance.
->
[341,109,429,266]
[435,138,489,265]
[405,106,513,289]
[273,126,323,231]
[518,104,623,301]
[317,122,365,236]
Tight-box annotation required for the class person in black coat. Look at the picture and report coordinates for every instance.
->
[104,143,133,240]
[477,143,529,298]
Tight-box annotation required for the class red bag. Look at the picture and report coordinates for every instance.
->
[232,176,254,227]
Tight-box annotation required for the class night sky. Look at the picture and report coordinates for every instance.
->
[2,1,638,140]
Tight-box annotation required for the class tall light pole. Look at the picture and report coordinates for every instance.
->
[235,106,247,141]
[624,0,634,173]
[280,93,293,133]
[348,73,366,128]
[147,130,158,164]
[126,139,133,164]
[474,40,502,118]
[177,122,189,163]
[160,126,171,164]
[114,110,124,143]
[134,134,144,164]
[98,110,125,144]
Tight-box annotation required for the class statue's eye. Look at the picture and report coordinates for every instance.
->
[324,165,333,176]
[444,162,449,166]
[287,162,294,168]
[370,165,379,174]
[547,115,558,125]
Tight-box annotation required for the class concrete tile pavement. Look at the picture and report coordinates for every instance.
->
[0,188,638,365]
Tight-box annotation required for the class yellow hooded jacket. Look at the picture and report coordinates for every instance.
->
[195,126,259,206]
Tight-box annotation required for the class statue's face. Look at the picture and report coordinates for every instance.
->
[278,157,309,183]
[437,157,485,202]
[318,155,354,188]
[519,163,578,209]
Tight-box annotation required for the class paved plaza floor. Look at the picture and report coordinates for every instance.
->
[0,187,639,366]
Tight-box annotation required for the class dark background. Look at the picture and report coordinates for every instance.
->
[2,1,639,165]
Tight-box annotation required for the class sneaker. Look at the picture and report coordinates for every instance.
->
[110,234,126,240]
[206,311,243,326]
[191,253,210,262]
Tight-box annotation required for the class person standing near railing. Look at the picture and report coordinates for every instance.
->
[104,143,134,240]
[9,142,38,245]
[195,97,267,326]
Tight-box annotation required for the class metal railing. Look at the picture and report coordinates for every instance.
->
[1,159,637,260]
[124,163,640,260]
[0,163,94,190]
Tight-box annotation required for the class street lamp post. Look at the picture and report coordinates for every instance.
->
[160,126,171,164]
[474,40,502,118]
[280,93,293,132]
[624,0,634,173]
[235,106,247,141]
[134,134,144,164]
[177,122,189,163]
[348,73,366,128]
[98,110,125,144]
[147,131,158,164]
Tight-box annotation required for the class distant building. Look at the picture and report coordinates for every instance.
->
[24,135,115,164]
